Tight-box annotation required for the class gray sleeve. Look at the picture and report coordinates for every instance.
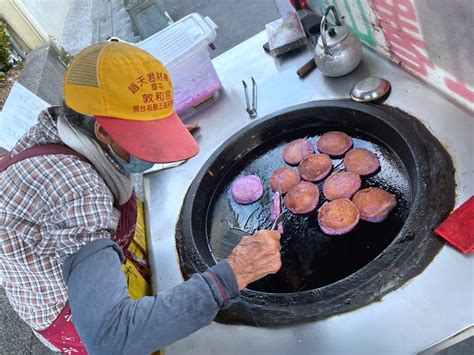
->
[62,239,239,355]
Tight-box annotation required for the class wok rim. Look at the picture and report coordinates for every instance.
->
[176,99,455,326]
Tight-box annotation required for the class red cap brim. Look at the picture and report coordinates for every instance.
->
[96,111,199,163]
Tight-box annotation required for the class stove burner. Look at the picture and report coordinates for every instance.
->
[176,100,455,326]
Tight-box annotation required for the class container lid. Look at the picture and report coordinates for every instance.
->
[350,77,391,102]
[137,13,217,67]
[266,13,306,51]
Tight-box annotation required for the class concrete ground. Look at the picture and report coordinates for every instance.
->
[161,0,280,58]
[0,287,56,354]
[0,1,279,354]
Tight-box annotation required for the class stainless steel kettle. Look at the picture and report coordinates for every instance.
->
[314,6,362,77]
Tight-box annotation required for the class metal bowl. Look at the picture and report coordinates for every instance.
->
[350,76,391,102]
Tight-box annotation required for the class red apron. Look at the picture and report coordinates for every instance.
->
[1,144,137,354]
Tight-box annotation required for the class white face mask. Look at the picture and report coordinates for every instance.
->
[107,145,154,173]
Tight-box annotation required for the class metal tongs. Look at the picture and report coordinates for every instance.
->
[271,212,284,230]
[242,77,257,117]
[270,191,284,233]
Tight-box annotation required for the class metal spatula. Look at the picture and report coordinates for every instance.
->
[212,213,284,261]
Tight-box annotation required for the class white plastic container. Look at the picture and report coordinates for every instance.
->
[138,13,221,115]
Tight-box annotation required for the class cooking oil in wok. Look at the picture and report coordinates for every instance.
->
[208,130,411,293]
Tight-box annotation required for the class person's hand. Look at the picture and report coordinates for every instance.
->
[226,230,282,290]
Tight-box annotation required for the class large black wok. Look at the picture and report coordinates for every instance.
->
[176,100,455,326]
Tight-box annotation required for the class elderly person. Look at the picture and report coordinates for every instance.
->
[0,42,281,354]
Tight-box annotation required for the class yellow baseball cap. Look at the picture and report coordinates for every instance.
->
[63,41,199,163]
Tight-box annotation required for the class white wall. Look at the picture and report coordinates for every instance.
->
[17,0,70,42]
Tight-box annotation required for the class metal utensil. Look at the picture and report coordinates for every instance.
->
[270,190,284,234]
[211,227,248,260]
[271,212,284,230]
[350,76,391,102]
[212,198,284,260]
[242,77,257,117]
[314,6,362,77]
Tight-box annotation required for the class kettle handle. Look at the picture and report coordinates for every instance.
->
[320,6,343,50]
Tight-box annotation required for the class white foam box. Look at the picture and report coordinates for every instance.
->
[138,13,221,116]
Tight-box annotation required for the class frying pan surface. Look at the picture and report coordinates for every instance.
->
[208,128,410,293]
